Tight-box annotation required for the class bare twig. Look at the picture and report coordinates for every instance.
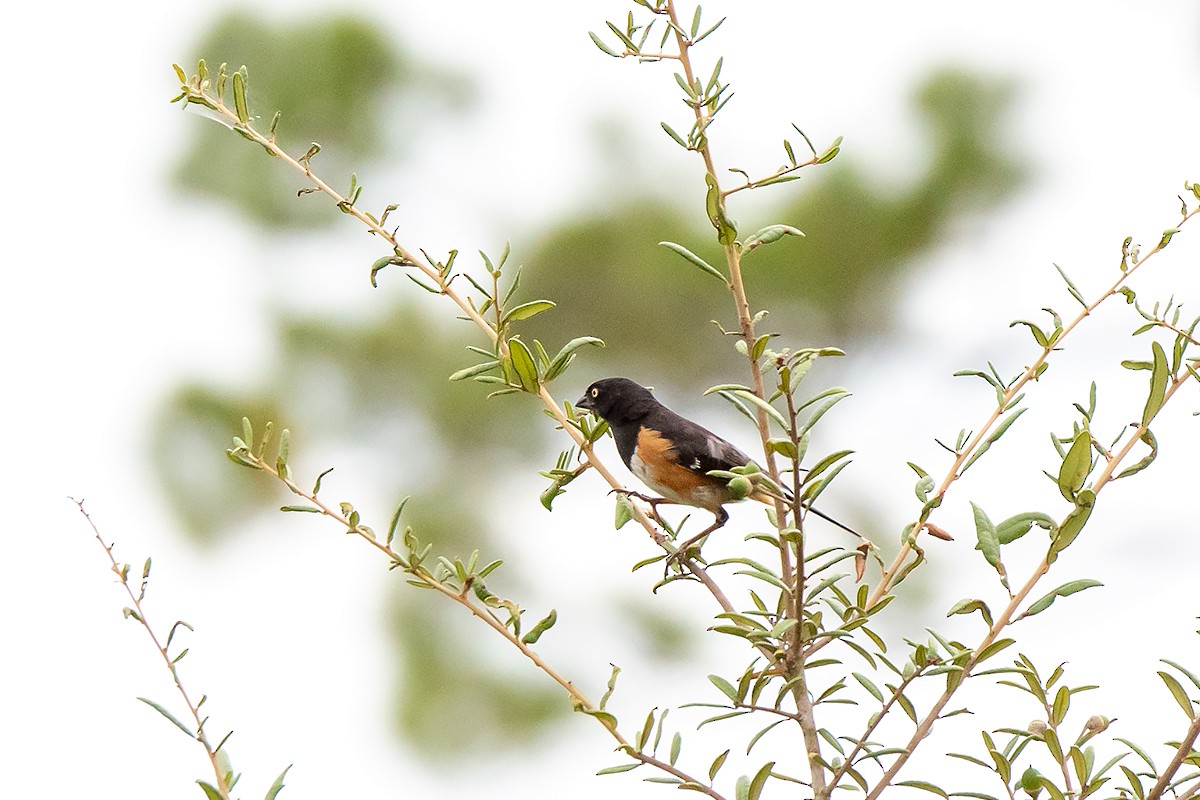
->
[74,499,233,800]
[244,453,730,798]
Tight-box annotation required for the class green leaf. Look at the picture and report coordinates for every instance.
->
[545,336,604,381]
[280,505,321,513]
[1158,670,1196,719]
[659,241,726,282]
[753,173,803,188]
[263,765,292,800]
[975,637,1015,663]
[521,609,557,644]
[750,333,772,362]
[747,761,774,800]
[709,674,739,703]
[507,338,540,392]
[1116,736,1157,773]
[540,481,565,511]
[742,225,804,254]
[1051,490,1095,556]
[137,697,196,739]
[660,121,688,149]
[954,369,1001,388]
[599,664,620,710]
[1162,659,1200,694]
[817,136,842,163]
[995,511,1055,544]
[1011,319,1050,347]
[705,173,737,244]
[947,598,993,627]
[405,273,442,293]
[1052,685,1071,726]
[961,407,1026,473]
[636,710,655,751]
[1018,579,1103,620]
[385,498,408,545]
[1141,340,1168,427]
[744,720,786,756]
[693,16,726,44]
[449,360,500,381]
[614,495,634,529]
[502,300,556,325]
[232,68,249,124]
[197,782,225,800]
[852,672,884,703]
[588,31,620,57]
[311,466,334,496]
[767,438,797,460]
[596,763,640,775]
[706,387,789,431]
[914,475,935,501]
[971,502,1000,568]
[1118,765,1145,800]
[369,255,405,287]
[896,780,949,798]
[796,389,851,438]
[673,70,698,99]
[580,707,618,729]
[1057,428,1092,501]
[1053,263,1086,306]
[709,749,730,781]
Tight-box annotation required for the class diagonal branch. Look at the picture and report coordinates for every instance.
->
[74,500,235,800]
[174,69,744,620]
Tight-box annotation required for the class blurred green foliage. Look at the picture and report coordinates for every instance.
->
[160,12,1027,759]
[391,600,563,748]
[522,71,1023,387]
[174,12,470,226]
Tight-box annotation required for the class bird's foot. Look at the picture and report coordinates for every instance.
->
[664,532,709,570]
[610,489,673,523]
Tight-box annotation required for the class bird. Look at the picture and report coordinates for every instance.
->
[576,377,857,559]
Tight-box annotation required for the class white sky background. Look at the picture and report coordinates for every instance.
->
[3,2,1199,798]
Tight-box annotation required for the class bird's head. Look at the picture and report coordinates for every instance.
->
[576,377,657,423]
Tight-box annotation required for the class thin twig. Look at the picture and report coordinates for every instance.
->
[661,1,829,793]
[74,499,233,800]
[176,73,744,621]
[866,205,1199,611]
[249,454,730,798]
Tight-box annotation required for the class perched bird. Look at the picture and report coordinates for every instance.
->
[576,377,856,557]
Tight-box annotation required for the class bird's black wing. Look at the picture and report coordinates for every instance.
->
[647,407,755,476]
[650,406,860,536]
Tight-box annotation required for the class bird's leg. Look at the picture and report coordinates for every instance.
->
[610,489,677,524]
[666,507,729,566]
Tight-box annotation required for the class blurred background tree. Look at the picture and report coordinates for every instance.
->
[156,10,1026,757]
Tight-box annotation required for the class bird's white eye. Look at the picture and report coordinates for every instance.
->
[590,388,599,398]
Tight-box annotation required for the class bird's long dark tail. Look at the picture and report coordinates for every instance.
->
[756,486,862,539]
[804,503,860,538]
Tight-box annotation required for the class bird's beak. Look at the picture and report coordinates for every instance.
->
[576,394,594,412]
